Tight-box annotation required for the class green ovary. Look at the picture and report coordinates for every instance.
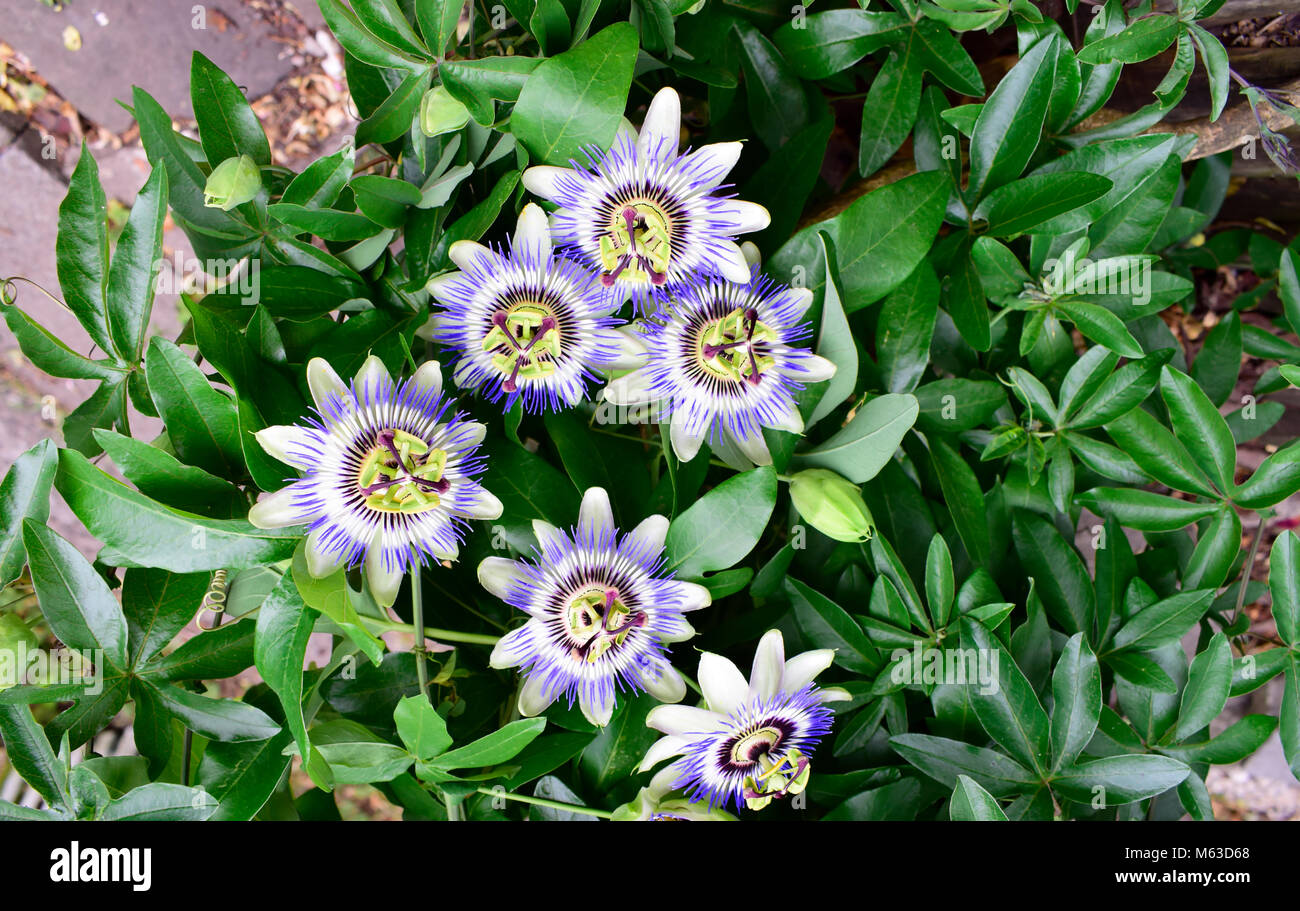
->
[357,428,448,514]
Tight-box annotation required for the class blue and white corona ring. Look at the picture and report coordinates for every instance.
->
[478,487,711,727]
[426,204,645,413]
[521,87,770,307]
[246,356,503,608]
[602,269,835,466]
[639,629,848,812]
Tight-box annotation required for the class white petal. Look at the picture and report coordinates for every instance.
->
[698,652,749,716]
[733,430,773,467]
[454,421,488,449]
[532,519,568,554]
[352,354,390,396]
[741,241,762,270]
[488,624,532,669]
[819,686,853,703]
[683,141,742,189]
[520,165,570,201]
[785,287,815,322]
[366,553,404,608]
[614,117,637,146]
[643,665,687,704]
[646,764,681,798]
[715,199,771,235]
[625,514,669,556]
[581,690,615,727]
[801,354,837,383]
[749,629,786,702]
[304,528,345,578]
[659,617,696,643]
[638,87,681,159]
[770,402,805,435]
[478,557,527,600]
[578,487,616,539]
[603,369,655,405]
[713,241,752,284]
[447,239,492,273]
[253,425,310,470]
[247,488,301,529]
[517,673,554,716]
[410,360,444,401]
[425,272,461,304]
[670,418,706,463]
[783,648,837,692]
[512,203,552,258]
[665,580,711,613]
[429,538,459,562]
[462,486,503,520]
[306,357,348,411]
[645,704,727,736]
[638,735,689,772]
[604,329,648,371]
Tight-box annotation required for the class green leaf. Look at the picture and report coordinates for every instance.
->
[1077,15,1182,65]
[858,47,922,177]
[56,144,113,354]
[440,56,542,125]
[787,578,879,675]
[0,439,57,586]
[190,52,272,165]
[1270,530,1299,646]
[1282,655,1300,778]
[889,733,1037,798]
[355,69,430,147]
[426,718,547,770]
[1161,714,1276,765]
[1052,754,1190,805]
[511,22,637,166]
[150,620,255,681]
[1056,300,1142,358]
[105,166,165,364]
[268,203,381,242]
[1279,249,1300,337]
[290,544,385,666]
[145,337,243,478]
[146,679,280,742]
[198,729,293,820]
[1106,649,1177,693]
[1103,407,1217,497]
[122,567,212,666]
[981,172,1112,237]
[1190,309,1241,406]
[959,616,1051,775]
[23,520,129,671]
[949,775,1009,820]
[281,142,356,209]
[1,305,124,381]
[929,437,991,567]
[797,394,918,483]
[1112,589,1215,652]
[925,534,955,630]
[943,246,989,351]
[772,10,908,79]
[1064,348,1172,429]
[55,449,298,572]
[351,0,429,56]
[877,262,938,394]
[254,570,319,771]
[416,0,465,58]
[967,34,1058,200]
[1050,634,1101,772]
[1075,488,1220,533]
[93,429,243,517]
[316,0,428,71]
[734,20,810,151]
[0,704,67,806]
[316,741,413,784]
[395,695,452,761]
[664,466,777,579]
[1159,365,1236,494]
[1176,633,1232,740]
[806,235,858,427]
[1011,512,1094,636]
[1183,505,1240,590]
[1234,441,1300,509]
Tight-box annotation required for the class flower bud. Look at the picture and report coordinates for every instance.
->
[203,155,261,210]
[420,86,471,138]
[788,469,875,543]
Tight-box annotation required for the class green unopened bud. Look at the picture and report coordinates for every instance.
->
[204,155,261,210]
[420,86,471,138]
[788,469,875,544]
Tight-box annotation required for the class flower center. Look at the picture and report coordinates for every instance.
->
[563,585,647,664]
[599,203,672,287]
[356,428,449,514]
[482,304,560,392]
[741,748,811,811]
[697,306,776,386]
[730,726,784,765]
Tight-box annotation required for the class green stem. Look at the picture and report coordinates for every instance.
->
[475,786,614,819]
[411,568,431,705]
[363,616,500,646]
[1235,515,1268,621]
